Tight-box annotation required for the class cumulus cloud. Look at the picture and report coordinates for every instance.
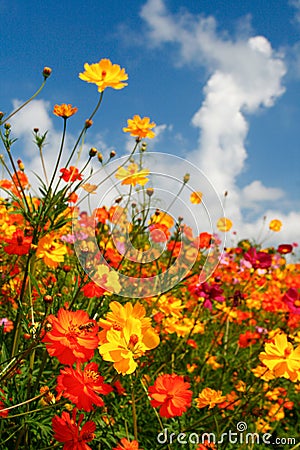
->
[140,0,300,245]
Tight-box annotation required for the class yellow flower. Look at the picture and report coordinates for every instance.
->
[217,217,233,232]
[81,183,97,193]
[269,219,282,232]
[150,210,174,229]
[94,264,121,295]
[36,234,67,268]
[259,333,300,382]
[195,388,226,409]
[251,365,276,381]
[53,104,78,118]
[115,163,150,187]
[190,191,203,204]
[99,317,159,375]
[123,115,156,139]
[79,58,128,92]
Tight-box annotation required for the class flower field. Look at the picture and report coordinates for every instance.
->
[0,60,300,450]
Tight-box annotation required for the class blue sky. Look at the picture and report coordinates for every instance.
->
[1,0,300,245]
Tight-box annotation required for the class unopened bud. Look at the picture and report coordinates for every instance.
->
[109,150,116,158]
[183,173,190,184]
[43,67,52,79]
[33,128,39,133]
[97,152,103,163]
[63,265,71,273]
[85,119,93,129]
[43,294,53,304]
[17,159,25,171]
[224,191,228,197]
[4,123,11,130]
[141,142,147,152]
[0,112,4,121]
[115,196,123,204]
[89,147,97,157]
[146,187,154,197]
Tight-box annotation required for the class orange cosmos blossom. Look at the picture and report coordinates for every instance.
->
[36,234,67,268]
[42,308,99,365]
[79,58,128,92]
[115,162,150,187]
[113,438,140,450]
[259,332,300,382]
[99,316,159,375]
[195,388,226,409]
[52,408,96,450]
[148,373,193,418]
[56,362,112,412]
[190,191,203,204]
[217,217,233,232]
[123,115,156,139]
[53,103,78,118]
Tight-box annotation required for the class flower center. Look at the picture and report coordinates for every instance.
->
[86,369,99,382]
[128,334,139,349]
[101,70,107,78]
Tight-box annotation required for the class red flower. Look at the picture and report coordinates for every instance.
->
[4,230,32,255]
[277,244,293,255]
[52,408,96,450]
[60,166,83,182]
[56,362,112,411]
[282,288,300,314]
[148,373,193,418]
[113,438,140,450]
[81,281,106,298]
[244,247,272,270]
[42,308,99,364]
[238,331,260,348]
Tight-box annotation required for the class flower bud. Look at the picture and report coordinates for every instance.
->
[109,150,116,158]
[43,67,52,79]
[89,147,97,157]
[0,112,4,121]
[85,119,93,129]
[17,159,25,171]
[43,294,53,304]
[97,152,103,163]
[33,127,39,133]
[141,142,147,152]
[63,265,71,273]
[4,123,11,130]
[146,187,154,197]
[183,173,190,184]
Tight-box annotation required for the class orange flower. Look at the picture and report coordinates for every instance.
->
[113,438,140,450]
[190,191,203,204]
[148,373,193,418]
[115,163,150,187]
[123,115,156,139]
[60,166,83,182]
[79,58,128,92]
[53,103,78,118]
[12,171,29,190]
[36,234,67,268]
[195,388,226,409]
[269,219,282,232]
[52,408,96,449]
[42,308,99,364]
[259,333,300,382]
[217,217,232,232]
[4,229,32,255]
[56,362,112,411]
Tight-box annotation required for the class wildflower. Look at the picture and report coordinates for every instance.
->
[56,362,112,411]
[194,232,212,249]
[79,58,128,92]
[115,163,150,187]
[36,234,67,268]
[94,264,121,295]
[43,67,52,78]
[52,408,96,450]
[12,171,29,190]
[148,373,193,418]
[0,318,13,333]
[81,183,97,193]
[243,247,272,270]
[123,115,156,139]
[113,438,140,450]
[53,103,78,119]
[60,166,83,182]
[150,210,174,229]
[4,229,32,255]
[192,281,225,311]
[269,219,282,232]
[282,288,300,314]
[190,191,203,204]
[217,217,232,232]
[42,308,99,365]
[277,244,293,254]
[148,223,170,243]
[238,330,261,348]
[99,317,159,375]
[259,332,300,382]
[195,388,226,409]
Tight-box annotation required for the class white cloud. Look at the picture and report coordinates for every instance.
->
[139,0,300,245]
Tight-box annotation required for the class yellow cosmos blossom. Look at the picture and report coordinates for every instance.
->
[36,234,67,268]
[123,115,156,139]
[79,58,128,92]
[195,388,226,409]
[217,217,233,232]
[190,191,203,204]
[115,163,150,187]
[157,295,184,318]
[99,317,159,375]
[269,219,282,232]
[150,210,174,229]
[259,333,300,382]
[251,365,276,381]
[94,264,121,295]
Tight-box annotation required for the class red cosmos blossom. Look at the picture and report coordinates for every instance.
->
[42,308,99,365]
[148,373,193,418]
[243,247,272,270]
[191,282,225,311]
[238,331,261,348]
[56,362,112,411]
[113,438,140,450]
[282,287,300,314]
[81,281,106,298]
[60,166,83,182]
[4,230,32,255]
[52,408,96,450]
[277,244,293,255]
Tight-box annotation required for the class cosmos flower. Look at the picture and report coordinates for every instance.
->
[4,229,32,255]
[148,373,193,418]
[195,388,226,409]
[115,163,150,187]
[52,408,96,450]
[282,287,300,314]
[243,247,272,270]
[42,308,99,365]
[56,362,112,411]
[36,234,67,268]
[216,217,232,232]
[113,438,140,450]
[53,103,78,118]
[79,58,128,92]
[123,115,156,139]
[269,219,282,232]
[60,166,83,182]
[190,191,203,204]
